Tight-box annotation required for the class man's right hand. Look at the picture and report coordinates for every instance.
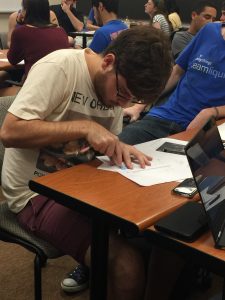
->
[86,122,121,158]
[85,122,151,168]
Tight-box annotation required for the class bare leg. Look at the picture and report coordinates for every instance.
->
[107,234,146,300]
[145,246,184,300]
[84,234,146,300]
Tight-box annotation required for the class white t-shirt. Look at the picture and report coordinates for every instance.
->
[2,48,123,213]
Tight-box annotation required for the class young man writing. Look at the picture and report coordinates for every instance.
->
[1,26,172,299]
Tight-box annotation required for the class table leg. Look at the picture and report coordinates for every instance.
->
[90,218,109,300]
[83,36,87,48]
[223,278,225,300]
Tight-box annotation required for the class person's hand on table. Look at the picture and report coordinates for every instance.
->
[85,122,151,168]
[110,142,152,169]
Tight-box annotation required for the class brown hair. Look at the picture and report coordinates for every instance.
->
[103,26,172,103]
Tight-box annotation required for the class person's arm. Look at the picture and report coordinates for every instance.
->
[50,10,59,26]
[123,104,147,122]
[61,0,84,32]
[163,64,184,95]
[7,11,18,48]
[152,22,161,30]
[1,113,151,169]
[86,8,99,31]
[7,28,24,65]
[86,20,100,31]
[187,106,225,130]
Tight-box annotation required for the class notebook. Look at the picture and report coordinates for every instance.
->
[185,117,225,248]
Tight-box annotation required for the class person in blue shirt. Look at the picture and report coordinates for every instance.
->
[86,7,100,31]
[119,22,225,145]
[89,0,128,53]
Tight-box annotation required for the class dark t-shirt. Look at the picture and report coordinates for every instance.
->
[50,4,84,34]
[7,25,70,78]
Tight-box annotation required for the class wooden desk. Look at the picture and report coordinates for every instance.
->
[69,31,95,48]
[29,128,199,300]
[0,49,24,71]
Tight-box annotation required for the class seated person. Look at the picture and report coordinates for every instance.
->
[1,26,172,298]
[164,0,182,31]
[144,0,171,35]
[119,22,225,146]
[0,3,60,88]
[7,6,58,48]
[220,1,225,22]
[89,0,128,54]
[50,0,84,34]
[7,0,70,82]
[172,0,217,59]
[86,7,100,31]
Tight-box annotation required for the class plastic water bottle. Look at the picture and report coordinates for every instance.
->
[124,16,130,28]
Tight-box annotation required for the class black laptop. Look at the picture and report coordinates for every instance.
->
[185,117,225,248]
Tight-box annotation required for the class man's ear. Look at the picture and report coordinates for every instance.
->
[191,11,197,19]
[102,53,116,72]
[98,2,104,11]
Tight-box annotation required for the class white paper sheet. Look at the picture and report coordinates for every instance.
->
[0,58,24,65]
[97,138,192,186]
[218,122,225,141]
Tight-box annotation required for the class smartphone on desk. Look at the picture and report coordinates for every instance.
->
[172,178,198,198]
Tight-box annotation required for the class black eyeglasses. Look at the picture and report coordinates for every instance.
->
[115,67,147,104]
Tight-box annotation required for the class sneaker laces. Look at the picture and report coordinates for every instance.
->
[68,265,89,284]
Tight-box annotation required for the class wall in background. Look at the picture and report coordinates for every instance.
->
[77,0,223,22]
[0,0,20,12]
[0,0,223,33]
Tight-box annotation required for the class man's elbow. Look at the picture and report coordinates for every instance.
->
[1,127,17,148]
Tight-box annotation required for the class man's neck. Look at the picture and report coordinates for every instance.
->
[101,12,118,25]
[221,26,225,40]
[84,48,102,82]
[188,23,198,35]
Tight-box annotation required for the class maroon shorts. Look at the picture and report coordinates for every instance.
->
[16,195,91,264]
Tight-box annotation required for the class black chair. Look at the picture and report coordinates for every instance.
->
[0,96,63,300]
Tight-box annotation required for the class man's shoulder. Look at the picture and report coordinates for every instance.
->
[101,20,127,32]
[37,49,81,65]
[173,30,193,41]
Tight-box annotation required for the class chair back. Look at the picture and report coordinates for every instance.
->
[0,95,62,258]
[0,32,8,49]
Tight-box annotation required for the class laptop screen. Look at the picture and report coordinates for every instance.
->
[185,118,225,243]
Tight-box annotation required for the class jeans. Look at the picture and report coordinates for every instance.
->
[119,116,184,145]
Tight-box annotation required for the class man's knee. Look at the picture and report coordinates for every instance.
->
[109,235,145,279]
